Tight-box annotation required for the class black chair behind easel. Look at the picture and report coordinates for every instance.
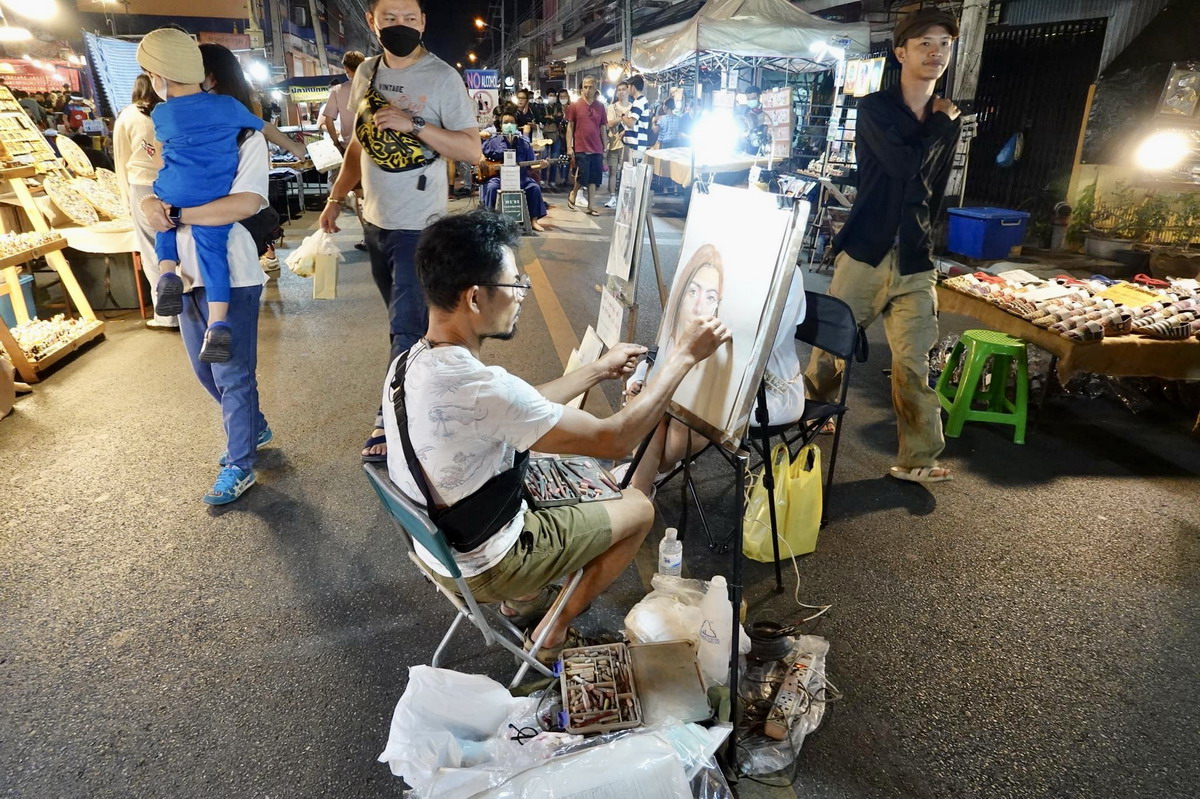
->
[659,290,867,590]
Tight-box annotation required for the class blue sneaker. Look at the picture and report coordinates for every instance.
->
[203,466,256,505]
[154,272,184,316]
[218,426,274,466]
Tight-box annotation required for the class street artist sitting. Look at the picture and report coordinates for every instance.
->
[382,210,730,663]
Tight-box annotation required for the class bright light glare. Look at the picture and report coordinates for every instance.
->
[0,26,32,42]
[605,87,614,99]
[474,18,486,29]
[468,52,477,63]
[692,111,742,163]
[247,61,270,83]
[271,90,284,101]
[606,64,623,83]
[1,0,59,22]
[1135,130,1192,171]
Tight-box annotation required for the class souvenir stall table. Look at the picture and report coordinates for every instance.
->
[938,284,1200,381]
[0,87,121,382]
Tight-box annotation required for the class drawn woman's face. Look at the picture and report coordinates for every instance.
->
[680,264,721,328]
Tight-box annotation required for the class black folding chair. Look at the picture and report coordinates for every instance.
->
[653,291,867,588]
[763,291,867,522]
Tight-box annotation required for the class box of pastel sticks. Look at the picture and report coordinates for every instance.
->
[523,457,622,509]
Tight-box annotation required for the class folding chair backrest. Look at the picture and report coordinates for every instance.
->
[363,463,462,580]
[796,290,861,361]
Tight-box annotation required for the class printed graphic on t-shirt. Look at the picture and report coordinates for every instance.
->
[376,82,429,116]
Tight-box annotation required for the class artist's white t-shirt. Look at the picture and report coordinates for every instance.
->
[173,132,269,291]
[383,343,564,578]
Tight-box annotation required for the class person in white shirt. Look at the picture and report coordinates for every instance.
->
[603,80,630,208]
[384,209,729,664]
[139,38,275,507]
[320,51,366,250]
[320,50,365,150]
[113,75,175,329]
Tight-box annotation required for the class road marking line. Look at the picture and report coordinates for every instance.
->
[522,247,614,416]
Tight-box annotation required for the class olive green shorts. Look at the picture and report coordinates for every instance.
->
[433,502,614,604]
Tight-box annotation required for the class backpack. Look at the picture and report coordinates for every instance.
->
[237,128,282,256]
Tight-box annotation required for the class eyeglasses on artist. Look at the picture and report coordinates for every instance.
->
[478,274,532,298]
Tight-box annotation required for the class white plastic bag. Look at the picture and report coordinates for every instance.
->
[284,229,342,278]
[376,666,536,798]
[625,575,751,658]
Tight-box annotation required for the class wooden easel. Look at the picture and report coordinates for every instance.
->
[0,165,105,383]
[608,161,668,343]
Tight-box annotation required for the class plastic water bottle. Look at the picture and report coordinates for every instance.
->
[658,527,683,577]
[697,575,733,686]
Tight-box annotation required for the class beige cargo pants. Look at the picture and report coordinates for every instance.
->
[804,249,945,469]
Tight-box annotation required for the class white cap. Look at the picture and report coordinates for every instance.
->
[665,527,678,540]
[709,575,727,588]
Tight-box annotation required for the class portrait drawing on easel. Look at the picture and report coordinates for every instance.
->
[648,184,805,445]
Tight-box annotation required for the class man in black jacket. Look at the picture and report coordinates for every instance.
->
[805,7,962,484]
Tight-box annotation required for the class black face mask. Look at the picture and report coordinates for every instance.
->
[379,24,422,58]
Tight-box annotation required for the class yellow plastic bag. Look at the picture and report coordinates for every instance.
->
[742,443,822,562]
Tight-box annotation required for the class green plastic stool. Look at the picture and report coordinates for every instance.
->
[935,329,1030,444]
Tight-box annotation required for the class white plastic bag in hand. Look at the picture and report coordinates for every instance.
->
[285,230,342,278]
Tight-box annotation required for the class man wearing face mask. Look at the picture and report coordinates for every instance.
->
[479,114,549,232]
[738,86,767,155]
[319,0,481,464]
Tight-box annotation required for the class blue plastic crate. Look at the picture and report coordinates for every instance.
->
[947,207,1030,260]
[0,273,36,329]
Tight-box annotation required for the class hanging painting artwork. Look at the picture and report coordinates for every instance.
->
[648,184,807,445]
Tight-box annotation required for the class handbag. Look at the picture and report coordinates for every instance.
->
[742,443,822,563]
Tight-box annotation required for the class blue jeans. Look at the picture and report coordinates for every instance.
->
[549,136,566,185]
[180,286,267,471]
[364,223,424,429]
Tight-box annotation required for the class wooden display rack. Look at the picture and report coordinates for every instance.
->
[0,165,105,383]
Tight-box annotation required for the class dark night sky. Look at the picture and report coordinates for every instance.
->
[419,0,537,68]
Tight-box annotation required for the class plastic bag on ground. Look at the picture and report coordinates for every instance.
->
[376,666,536,798]
[625,574,751,657]
[285,229,342,278]
[737,635,832,777]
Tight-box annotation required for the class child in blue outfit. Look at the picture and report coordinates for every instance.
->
[136,27,265,363]
[150,91,264,362]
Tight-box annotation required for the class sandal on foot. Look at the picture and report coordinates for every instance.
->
[888,465,952,483]
[525,626,592,667]
[361,433,387,463]
[819,419,837,435]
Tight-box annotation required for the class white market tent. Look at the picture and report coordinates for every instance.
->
[632,0,871,77]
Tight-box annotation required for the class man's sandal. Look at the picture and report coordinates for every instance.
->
[525,626,592,667]
[888,465,952,483]
[361,433,387,464]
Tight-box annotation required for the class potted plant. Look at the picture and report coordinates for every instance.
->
[1149,191,1200,279]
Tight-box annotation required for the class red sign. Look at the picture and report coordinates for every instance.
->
[198,32,252,50]
[0,60,81,95]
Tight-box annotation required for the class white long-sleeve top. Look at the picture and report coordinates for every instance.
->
[111,104,163,202]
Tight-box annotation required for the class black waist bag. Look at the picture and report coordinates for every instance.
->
[392,349,530,553]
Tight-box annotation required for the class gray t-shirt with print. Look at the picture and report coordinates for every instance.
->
[348,52,476,231]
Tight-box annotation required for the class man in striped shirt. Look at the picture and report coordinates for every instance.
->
[621,74,651,159]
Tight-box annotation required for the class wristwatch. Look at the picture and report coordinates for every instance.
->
[167,205,182,225]
[410,115,426,135]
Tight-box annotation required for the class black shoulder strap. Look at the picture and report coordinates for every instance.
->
[389,349,441,513]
